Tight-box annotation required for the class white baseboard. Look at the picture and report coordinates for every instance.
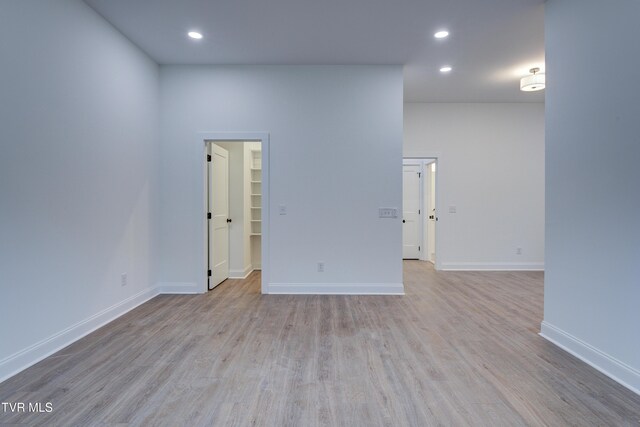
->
[0,286,159,384]
[540,321,640,396]
[157,282,200,294]
[267,282,405,295]
[229,265,254,279]
[440,262,545,271]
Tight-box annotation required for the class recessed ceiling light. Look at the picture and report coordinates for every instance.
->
[440,66,452,73]
[188,31,203,40]
[434,30,449,39]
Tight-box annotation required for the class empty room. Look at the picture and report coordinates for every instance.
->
[1,0,639,425]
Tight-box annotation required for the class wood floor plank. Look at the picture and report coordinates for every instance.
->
[1,263,640,426]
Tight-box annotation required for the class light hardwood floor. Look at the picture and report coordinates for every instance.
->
[1,261,639,426]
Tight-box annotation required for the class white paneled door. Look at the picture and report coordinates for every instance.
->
[209,144,230,289]
[403,164,422,259]
[426,162,437,263]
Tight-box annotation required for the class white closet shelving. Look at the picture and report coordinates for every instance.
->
[250,149,261,236]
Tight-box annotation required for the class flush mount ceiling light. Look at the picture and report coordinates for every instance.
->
[440,66,452,73]
[434,30,449,39]
[520,67,545,92]
[188,31,203,40]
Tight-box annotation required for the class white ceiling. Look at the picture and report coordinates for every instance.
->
[84,0,545,103]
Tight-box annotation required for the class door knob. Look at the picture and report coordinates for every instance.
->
[402,219,406,223]
[226,218,232,223]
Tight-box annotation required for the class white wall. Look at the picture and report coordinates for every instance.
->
[159,66,404,294]
[0,0,159,380]
[404,103,545,270]
[542,0,640,394]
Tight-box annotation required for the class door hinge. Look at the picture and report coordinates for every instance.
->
[207,212,211,219]
[208,270,212,277]
[207,155,212,162]
[418,172,421,178]
[418,246,421,251]
[418,209,421,214]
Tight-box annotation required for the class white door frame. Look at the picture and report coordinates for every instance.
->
[403,152,441,270]
[198,132,270,294]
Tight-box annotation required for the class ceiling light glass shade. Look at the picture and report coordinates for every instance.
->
[520,69,545,92]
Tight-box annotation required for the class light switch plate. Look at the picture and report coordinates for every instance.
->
[379,208,398,218]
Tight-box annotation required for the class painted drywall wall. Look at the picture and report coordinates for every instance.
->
[542,0,640,393]
[0,0,159,380]
[404,103,545,270]
[159,66,403,293]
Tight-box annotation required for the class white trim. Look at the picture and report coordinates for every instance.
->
[198,132,270,294]
[440,262,544,271]
[540,321,640,396]
[0,286,159,384]
[157,282,201,294]
[229,265,254,279]
[267,283,405,295]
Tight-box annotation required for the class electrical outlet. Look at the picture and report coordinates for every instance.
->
[516,248,522,255]
[317,262,325,272]
[121,273,127,286]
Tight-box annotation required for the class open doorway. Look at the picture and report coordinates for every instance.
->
[207,141,262,290]
[202,133,269,293]
[402,158,437,265]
